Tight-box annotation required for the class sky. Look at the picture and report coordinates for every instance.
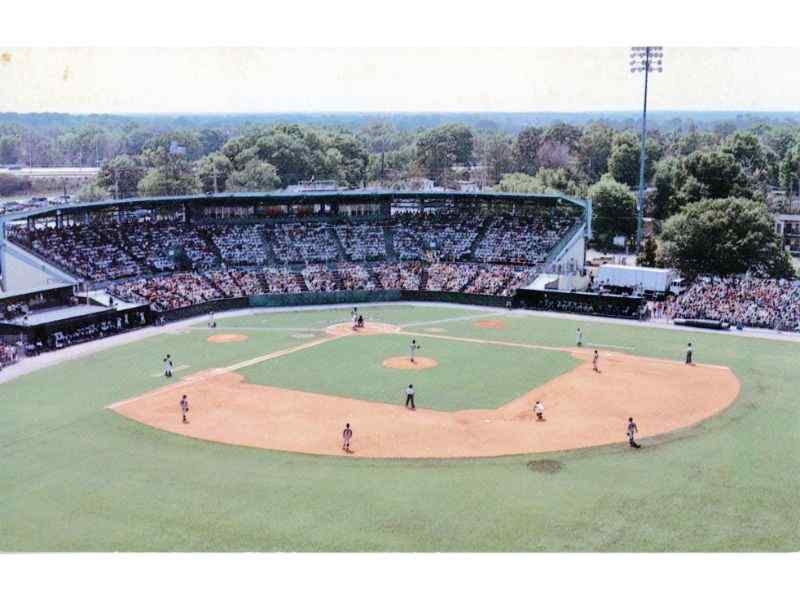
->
[1,47,800,114]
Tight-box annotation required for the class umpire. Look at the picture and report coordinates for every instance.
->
[405,384,416,410]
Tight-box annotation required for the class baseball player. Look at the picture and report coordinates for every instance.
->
[342,423,353,452]
[208,311,216,328]
[405,384,416,410]
[576,327,583,347]
[685,342,694,365]
[627,417,641,448]
[409,339,421,363]
[180,394,189,424]
[592,349,600,373]
[534,400,544,421]
[163,354,173,378]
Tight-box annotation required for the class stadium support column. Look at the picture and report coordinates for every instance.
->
[0,221,6,293]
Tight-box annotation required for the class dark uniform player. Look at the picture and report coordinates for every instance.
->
[180,394,189,424]
[342,423,353,452]
[405,384,416,410]
[627,417,641,448]
[686,342,694,365]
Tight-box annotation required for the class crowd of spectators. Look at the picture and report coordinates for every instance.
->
[474,215,573,265]
[262,268,305,294]
[390,213,482,261]
[301,264,339,292]
[205,268,264,297]
[668,277,800,331]
[336,223,386,261]
[11,223,143,281]
[372,262,423,290]
[0,341,19,367]
[426,262,479,292]
[269,223,341,263]
[120,221,217,272]
[465,265,537,297]
[207,225,266,266]
[336,263,377,291]
[109,272,220,312]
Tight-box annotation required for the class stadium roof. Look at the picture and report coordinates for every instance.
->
[1,189,588,223]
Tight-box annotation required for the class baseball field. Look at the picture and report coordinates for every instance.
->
[2,303,798,551]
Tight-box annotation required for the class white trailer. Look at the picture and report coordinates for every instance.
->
[596,264,675,294]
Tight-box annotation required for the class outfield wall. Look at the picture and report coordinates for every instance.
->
[159,290,508,322]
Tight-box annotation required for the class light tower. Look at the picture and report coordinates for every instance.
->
[629,46,663,252]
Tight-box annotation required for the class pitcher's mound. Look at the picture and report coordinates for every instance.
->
[382,356,438,370]
[208,334,248,344]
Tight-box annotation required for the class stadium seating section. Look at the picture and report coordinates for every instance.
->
[10,212,576,310]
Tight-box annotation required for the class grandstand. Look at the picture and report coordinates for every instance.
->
[1,190,588,318]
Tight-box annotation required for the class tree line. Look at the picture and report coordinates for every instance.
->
[2,114,798,278]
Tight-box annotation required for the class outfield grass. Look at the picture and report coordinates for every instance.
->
[1,305,799,551]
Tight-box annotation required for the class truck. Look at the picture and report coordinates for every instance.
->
[596,264,677,295]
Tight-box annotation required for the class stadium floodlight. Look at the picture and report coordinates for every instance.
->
[629,46,664,252]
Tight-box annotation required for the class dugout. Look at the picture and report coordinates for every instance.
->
[514,288,646,320]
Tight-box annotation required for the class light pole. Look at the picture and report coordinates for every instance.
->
[629,46,663,252]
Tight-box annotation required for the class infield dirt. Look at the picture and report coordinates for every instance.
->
[111,324,740,459]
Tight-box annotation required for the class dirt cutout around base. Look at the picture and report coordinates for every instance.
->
[207,334,249,344]
[382,356,439,370]
[111,344,740,459]
[475,319,505,330]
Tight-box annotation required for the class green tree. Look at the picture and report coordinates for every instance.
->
[722,132,767,176]
[682,150,751,199]
[195,152,233,193]
[0,135,20,164]
[494,168,583,196]
[226,160,280,192]
[576,124,613,182]
[97,155,145,198]
[512,127,543,175]
[607,131,658,188]
[660,197,794,278]
[479,133,514,184]
[416,128,457,183]
[77,181,108,202]
[543,122,582,152]
[137,148,199,196]
[0,172,30,196]
[651,157,681,220]
[636,236,660,267]
[588,174,636,243]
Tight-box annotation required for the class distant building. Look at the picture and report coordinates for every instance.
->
[774,213,800,256]
[284,180,340,193]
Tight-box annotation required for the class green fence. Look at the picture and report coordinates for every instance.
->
[161,289,507,321]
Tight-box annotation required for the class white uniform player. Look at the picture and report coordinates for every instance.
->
[163,354,173,378]
[576,328,583,347]
[409,339,421,363]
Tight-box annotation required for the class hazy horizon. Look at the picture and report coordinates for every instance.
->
[3,48,800,114]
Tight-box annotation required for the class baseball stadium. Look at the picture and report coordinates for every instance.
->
[0,189,797,551]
